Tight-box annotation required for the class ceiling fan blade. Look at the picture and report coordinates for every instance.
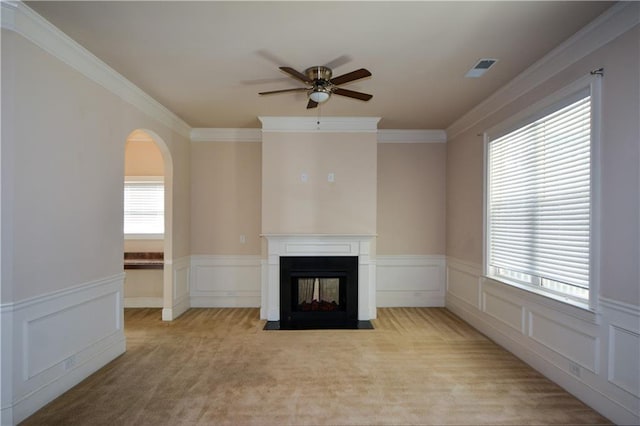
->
[333,88,373,101]
[306,99,318,109]
[280,67,311,84]
[256,49,291,67]
[259,88,308,95]
[324,55,352,70]
[330,68,371,86]
[241,77,291,86]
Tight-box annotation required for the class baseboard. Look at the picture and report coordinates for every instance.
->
[446,257,640,425]
[10,336,125,425]
[162,294,190,321]
[376,255,445,307]
[190,255,262,308]
[124,297,162,308]
[190,294,261,308]
[1,273,126,425]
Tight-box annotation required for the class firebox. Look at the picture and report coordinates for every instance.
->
[277,256,363,329]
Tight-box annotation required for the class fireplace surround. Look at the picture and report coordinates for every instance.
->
[261,234,376,329]
[279,256,359,329]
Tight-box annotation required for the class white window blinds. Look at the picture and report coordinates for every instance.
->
[487,91,591,301]
[124,179,164,235]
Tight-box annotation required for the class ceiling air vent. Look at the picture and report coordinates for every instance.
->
[465,58,498,78]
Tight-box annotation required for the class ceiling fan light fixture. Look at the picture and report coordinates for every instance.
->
[309,88,331,103]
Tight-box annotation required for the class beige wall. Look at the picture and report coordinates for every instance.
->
[124,130,164,252]
[124,133,166,253]
[125,138,164,176]
[261,132,377,235]
[190,138,446,256]
[445,131,484,264]
[446,25,640,303]
[2,29,191,303]
[124,270,163,298]
[190,142,262,254]
[377,143,446,255]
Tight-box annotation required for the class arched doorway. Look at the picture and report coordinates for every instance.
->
[124,129,173,320]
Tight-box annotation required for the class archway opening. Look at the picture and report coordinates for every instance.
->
[124,129,173,320]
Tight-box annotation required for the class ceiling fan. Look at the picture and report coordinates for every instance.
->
[259,66,373,109]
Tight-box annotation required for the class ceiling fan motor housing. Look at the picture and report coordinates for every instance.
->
[305,66,333,83]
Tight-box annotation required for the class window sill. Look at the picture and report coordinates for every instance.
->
[124,234,164,240]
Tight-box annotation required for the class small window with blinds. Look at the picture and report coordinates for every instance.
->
[486,86,594,304]
[124,177,164,236]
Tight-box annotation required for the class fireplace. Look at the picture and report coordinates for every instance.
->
[261,234,376,328]
[279,256,358,328]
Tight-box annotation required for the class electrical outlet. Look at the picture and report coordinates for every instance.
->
[64,355,76,370]
[569,363,581,377]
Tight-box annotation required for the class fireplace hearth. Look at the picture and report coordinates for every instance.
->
[264,256,373,330]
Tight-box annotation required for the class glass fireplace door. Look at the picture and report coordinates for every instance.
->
[296,277,341,311]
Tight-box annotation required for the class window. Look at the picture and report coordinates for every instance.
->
[124,177,164,237]
[485,77,599,307]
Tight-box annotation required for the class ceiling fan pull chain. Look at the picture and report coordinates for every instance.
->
[317,104,322,129]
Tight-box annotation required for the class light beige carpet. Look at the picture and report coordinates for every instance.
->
[22,308,611,425]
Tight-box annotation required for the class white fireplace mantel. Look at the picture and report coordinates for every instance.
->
[261,234,376,321]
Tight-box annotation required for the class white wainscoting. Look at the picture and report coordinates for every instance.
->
[162,256,191,321]
[171,256,191,318]
[446,257,640,425]
[376,255,445,307]
[190,255,262,308]
[1,273,126,425]
[189,254,447,310]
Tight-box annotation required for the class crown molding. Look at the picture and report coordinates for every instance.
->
[446,1,640,140]
[259,116,380,133]
[1,1,191,138]
[190,128,262,143]
[377,129,447,143]
[190,127,447,143]
[1,1,17,30]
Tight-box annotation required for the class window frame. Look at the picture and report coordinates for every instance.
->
[483,75,601,311]
[124,176,165,240]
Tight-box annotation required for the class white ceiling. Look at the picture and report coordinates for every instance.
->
[26,1,613,129]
